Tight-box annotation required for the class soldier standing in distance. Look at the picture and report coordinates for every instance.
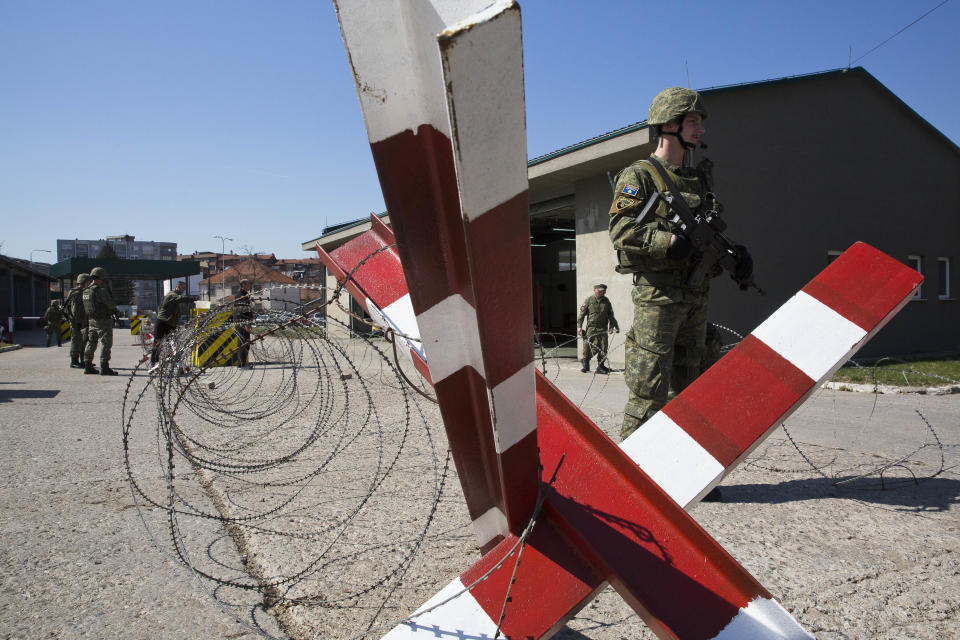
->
[65,273,91,368]
[609,87,753,445]
[233,278,254,369]
[82,266,118,375]
[43,299,63,347]
[149,281,198,372]
[576,283,619,374]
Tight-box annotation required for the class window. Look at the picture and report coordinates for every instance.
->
[558,246,576,272]
[76,244,89,258]
[938,257,951,300]
[908,255,923,299]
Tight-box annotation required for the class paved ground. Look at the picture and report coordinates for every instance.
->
[1,329,957,639]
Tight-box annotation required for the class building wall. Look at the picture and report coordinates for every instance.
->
[262,286,303,312]
[704,73,959,357]
[0,263,52,331]
[573,174,633,364]
[557,73,959,361]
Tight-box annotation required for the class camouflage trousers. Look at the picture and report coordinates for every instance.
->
[621,285,708,440]
[70,323,88,360]
[85,320,113,366]
[45,323,61,347]
[581,328,609,365]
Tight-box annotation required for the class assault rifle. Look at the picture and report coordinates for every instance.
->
[645,158,764,295]
[60,294,75,324]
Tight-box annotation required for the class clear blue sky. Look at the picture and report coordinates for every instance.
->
[2,0,957,263]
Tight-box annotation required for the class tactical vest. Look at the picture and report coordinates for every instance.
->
[67,288,87,324]
[614,159,719,279]
[82,285,112,321]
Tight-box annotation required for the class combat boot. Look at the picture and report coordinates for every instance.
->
[70,356,83,368]
[100,363,118,376]
[83,362,99,375]
[580,359,589,373]
[596,360,611,375]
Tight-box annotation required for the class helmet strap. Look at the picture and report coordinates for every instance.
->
[663,119,697,151]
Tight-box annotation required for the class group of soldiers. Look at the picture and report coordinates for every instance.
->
[46,266,120,375]
[577,87,755,499]
[44,271,255,377]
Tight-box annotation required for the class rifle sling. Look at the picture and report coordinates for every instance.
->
[643,157,696,224]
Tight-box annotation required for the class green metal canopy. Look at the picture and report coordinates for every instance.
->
[49,258,201,280]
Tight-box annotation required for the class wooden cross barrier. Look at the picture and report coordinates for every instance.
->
[326,2,923,637]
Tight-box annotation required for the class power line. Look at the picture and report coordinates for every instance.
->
[851,0,952,65]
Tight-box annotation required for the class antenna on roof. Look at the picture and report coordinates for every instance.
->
[848,46,852,69]
[685,60,691,88]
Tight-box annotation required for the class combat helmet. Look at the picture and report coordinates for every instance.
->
[648,87,707,150]
[90,266,108,279]
[77,273,90,284]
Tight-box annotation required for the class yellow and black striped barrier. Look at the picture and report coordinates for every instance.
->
[193,310,240,367]
[130,315,145,335]
[60,321,71,342]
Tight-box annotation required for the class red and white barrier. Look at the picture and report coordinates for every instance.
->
[335,0,538,551]
[324,229,919,640]
[3,316,47,344]
[621,242,922,508]
[327,1,922,638]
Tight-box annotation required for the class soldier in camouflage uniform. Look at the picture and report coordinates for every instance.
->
[65,273,91,368]
[576,283,619,374]
[150,281,197,370]
[43,300,64,347]
[82,266,119,375]
[609,87,752,441]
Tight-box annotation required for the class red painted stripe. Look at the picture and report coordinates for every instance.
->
[469,190,536,389]
[461,524,603,639]
[664,335,814,467]
[801,242,923,331]
[432,369,505,527]
[495,429,538,517]
[368,125,476,313]
[409,347,432,385]
[369,124,541,534]
[328,231,408,310]
[536,372,770,639]
[369,211,395,246]
[367,126,516,531]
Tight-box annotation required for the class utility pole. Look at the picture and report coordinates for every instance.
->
[213,235,233,300]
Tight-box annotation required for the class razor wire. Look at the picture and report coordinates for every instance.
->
[122,255,958,640]
[122,289,465,639]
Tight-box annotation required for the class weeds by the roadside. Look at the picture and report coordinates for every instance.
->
[832,357,960,387]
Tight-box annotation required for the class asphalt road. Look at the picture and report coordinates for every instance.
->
[1,329,957,639]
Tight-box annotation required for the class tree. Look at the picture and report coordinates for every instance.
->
[96,242,135,305]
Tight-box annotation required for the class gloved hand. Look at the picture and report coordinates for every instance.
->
[667,234,694,260]
[733,244,753,287]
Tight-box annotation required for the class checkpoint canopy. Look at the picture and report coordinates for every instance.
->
[49,258,202,282]
[49,257,203,308]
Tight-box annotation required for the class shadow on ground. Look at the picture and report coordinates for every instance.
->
[0,388,60,402]
[721,475,960,512]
